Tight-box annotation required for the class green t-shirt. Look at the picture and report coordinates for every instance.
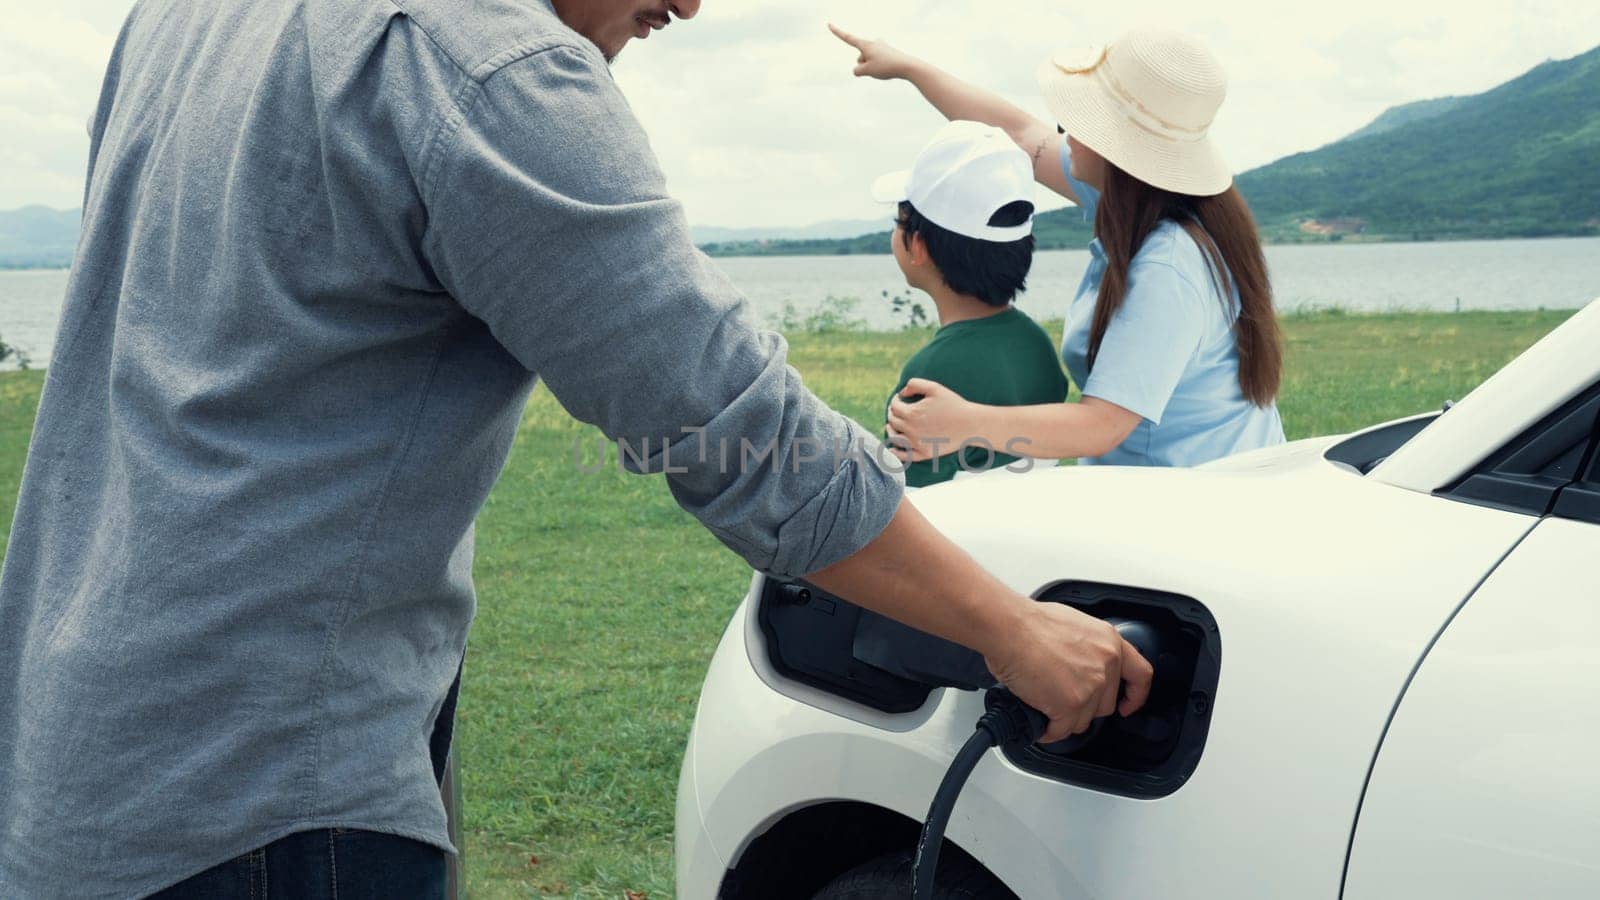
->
[888,306,1069,487]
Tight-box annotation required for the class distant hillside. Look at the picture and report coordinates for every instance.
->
[1238,43,1600,242]
[690,217,888,245]
[0,206,79,269]
[1339,95,1468,142]
[704,43,1600,256]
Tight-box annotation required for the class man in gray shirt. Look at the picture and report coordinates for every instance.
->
[0,1,1151,896]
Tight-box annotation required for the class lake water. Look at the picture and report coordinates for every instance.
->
[4,236,1598,368]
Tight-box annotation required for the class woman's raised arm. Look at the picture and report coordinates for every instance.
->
[829,24,1079,204]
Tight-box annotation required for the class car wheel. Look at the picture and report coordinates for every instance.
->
[812,849,1017,899]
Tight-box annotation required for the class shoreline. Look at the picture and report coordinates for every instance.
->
[700,230,1600,258]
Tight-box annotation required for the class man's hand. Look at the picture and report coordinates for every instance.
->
[828,23,919,81]
[985,602,1154,743]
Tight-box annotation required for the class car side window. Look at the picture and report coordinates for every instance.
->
[1441,383,1600,516]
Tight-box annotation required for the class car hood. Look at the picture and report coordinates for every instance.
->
[1196,434,1346,473]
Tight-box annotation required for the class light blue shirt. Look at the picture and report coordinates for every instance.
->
[1060,142,1284,467]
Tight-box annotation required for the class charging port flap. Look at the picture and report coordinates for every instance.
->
[756,577,1221,799]
[756,579,937,714]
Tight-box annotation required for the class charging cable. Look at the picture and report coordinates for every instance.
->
[911,687,1046,900]
[913,618,1162,897]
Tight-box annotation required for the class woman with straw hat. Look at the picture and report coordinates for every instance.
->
[832,24,1286,469]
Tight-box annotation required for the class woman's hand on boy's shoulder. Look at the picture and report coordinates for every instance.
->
[886,377,979,462]
[828,23,918,81]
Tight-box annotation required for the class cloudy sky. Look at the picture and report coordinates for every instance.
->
[4,0,1598,228]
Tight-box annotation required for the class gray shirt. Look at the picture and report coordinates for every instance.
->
[0,1,901,896]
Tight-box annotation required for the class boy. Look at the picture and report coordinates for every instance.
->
[874,120,1068,486]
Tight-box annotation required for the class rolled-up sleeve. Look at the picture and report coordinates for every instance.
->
[420,42,902,578]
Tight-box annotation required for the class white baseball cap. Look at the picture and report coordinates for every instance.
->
[871,120,1035,243]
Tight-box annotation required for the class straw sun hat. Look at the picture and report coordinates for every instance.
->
[1037,25,1233,196]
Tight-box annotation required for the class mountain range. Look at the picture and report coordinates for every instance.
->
[0,207,81,269]
[689,217,888,245]
[0,207,889,268]
[3,43,1596,268]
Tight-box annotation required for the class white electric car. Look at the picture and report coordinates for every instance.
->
[675,299,1600,900]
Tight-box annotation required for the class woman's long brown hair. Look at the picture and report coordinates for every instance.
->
[1089,163,1282,406]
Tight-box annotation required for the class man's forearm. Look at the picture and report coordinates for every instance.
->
[804,498,1029,662]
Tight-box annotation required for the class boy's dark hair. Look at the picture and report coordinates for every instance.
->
[897,200,1036,306]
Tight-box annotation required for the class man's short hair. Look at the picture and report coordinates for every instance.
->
[898,200,1036,306]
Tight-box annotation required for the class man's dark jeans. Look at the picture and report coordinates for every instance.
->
[148,828,446,899]
[152,661,462,899]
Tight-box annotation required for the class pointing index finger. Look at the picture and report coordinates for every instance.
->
[827,23,865,49]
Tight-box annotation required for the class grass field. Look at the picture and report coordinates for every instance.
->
[0,309,1578,898]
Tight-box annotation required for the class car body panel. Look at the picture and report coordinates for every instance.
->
[675,705,729,896]
[679,450,1537,899]
[1344,516,1600,898]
